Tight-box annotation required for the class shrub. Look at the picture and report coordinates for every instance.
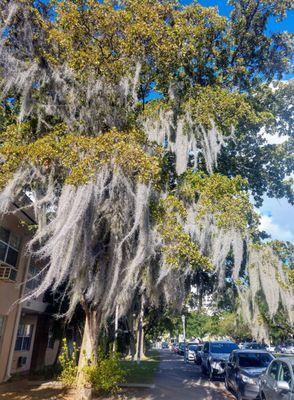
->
[84,350,125,394]
[58,338,78,386]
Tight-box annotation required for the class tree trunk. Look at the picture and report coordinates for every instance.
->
[75,309,99,400]
[135,293,145,364]
[129,332,136,361]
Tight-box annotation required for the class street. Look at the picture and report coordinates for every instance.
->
[123,350,235,400]
[151,350,234,400]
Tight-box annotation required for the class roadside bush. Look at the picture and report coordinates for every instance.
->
[58,338,78,386]
[84,350,125,394]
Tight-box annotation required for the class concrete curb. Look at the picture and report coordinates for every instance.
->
[26,380,65,388]
[119,383,155,389]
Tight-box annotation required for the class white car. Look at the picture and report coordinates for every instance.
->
[186,343,199,362]
[266,344,276,353]
[285,345,294,355]
[259,357,294,399]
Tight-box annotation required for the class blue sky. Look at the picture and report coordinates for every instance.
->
[182,0,294,34]
[183,0,294,81]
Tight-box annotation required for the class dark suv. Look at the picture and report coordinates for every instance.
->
[201,341,239,379]
[178,342,186,356]
[225,350,274,400]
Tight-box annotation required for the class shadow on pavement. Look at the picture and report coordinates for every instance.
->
[102,351,235,399]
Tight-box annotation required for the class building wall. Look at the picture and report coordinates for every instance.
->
[0,213,30,382]
[45,340,60,366]
[0,211,60,381]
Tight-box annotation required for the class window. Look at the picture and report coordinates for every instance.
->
[15,324,33,351]
[0,316,5,335]
[238,352,274,368]
[231,352,237,365]
[0,226,21,281]
[0,315,5,345]
[25,264,42,292]
[268,361,280,380]
[279,362,292,385]
[244,342,266,350]
[210,342,239,353]
[188,345,198,351]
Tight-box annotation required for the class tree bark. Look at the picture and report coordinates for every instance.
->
[75,309,99,400]
[135,293,145,364]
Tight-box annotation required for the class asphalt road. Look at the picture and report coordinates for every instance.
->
[148,349,235,400]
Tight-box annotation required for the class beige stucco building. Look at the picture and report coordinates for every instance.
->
[0,204,58,382]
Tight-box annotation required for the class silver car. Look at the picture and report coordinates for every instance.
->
[259,357,294,399]
[285,345,294,355]
[201,341,239,379]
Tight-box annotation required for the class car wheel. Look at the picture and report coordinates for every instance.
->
[235,391,243,400]
[224,376,230,391]
[260,392,266,400]
[201,364,207,376]
[208,364,214,380]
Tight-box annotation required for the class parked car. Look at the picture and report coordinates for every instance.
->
[161,341,169,349]
[243,342,267,350]
[266,344,276,353]
[178,342,186,356]
[186,343,199,362]
[284,344,294,355]
[259,357,294,399]
[274,345,287,354]
[194,344,204,365]
[201,341,239,379]
[172,342,179,353]
[225,350,274,400]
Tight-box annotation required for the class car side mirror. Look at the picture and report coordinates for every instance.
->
[277,381,290,392]
[228,362,238,370]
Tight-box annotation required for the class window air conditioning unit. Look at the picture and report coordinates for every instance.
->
[17,356,27,368]
[0,263,12,280]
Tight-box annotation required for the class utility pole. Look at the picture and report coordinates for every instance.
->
[182,314,186,363]
[113,305,119,352]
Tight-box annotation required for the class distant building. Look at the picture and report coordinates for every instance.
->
[0,203,59,383]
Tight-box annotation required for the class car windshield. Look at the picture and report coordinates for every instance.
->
[210,343,238,353]
[238,353,273,368]
[188,345,198,351]
[244,343,266,350]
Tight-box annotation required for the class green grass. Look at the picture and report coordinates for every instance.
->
[274,353,292,357]
[119,350,160,384]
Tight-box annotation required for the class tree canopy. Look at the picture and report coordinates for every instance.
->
[0,1,293,392]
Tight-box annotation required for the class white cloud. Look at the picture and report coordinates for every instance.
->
[259,214,294,242]
[263,132,288,145]
[259,126,289,145]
